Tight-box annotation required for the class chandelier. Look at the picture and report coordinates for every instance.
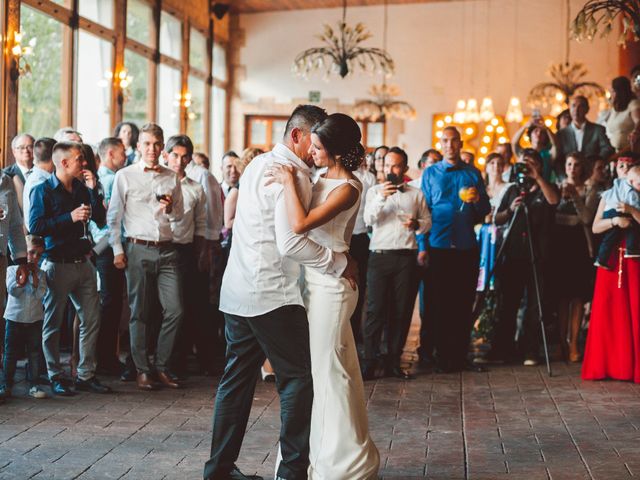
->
[292,0,395,79]
[352,1,414,121]
[353,83,416,121]
[571,0,640,44]
[527,62,606,113]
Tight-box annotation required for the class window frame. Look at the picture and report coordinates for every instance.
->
[3,0,230,164]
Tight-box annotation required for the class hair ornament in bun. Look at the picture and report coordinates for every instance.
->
[341,143,365,172]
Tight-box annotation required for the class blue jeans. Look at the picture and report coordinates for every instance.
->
[597,209,640,266]
[42,259,101,381]
[2,319,43,388]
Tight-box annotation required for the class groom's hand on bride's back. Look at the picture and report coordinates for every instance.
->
[341,255,359,290]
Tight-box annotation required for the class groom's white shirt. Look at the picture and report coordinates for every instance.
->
[220,143,348,317]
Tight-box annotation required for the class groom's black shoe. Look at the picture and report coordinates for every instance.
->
[207,466,263,480]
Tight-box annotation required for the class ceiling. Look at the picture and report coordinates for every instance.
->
[231,0,454,14]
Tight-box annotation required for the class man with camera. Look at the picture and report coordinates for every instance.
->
[489,148,560,366]
[362,147,431,380]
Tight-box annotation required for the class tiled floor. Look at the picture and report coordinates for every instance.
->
[1,322,639,479]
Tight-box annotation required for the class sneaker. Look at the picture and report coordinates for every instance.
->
[594,259,613,270]
[51,379,75,396]
[261,367,275,382]
[0,385,11,398]
[523,358,539,366]
[29,386,48,399]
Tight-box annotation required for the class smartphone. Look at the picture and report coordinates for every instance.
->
[386,173,404,192]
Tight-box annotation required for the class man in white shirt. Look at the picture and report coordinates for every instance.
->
[349,162,377,342]
[362,147,431,381]
[204,105,358,480]
[108,123,184,391]
[163,135,208,380]
[93,137,127,376]
[220,151,240,198]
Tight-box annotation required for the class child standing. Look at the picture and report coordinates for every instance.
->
[595,158,640,269]
[0,235,48,399]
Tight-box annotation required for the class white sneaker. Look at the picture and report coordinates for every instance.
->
[261,367,275,382]
[29,386,48,399]
[523,358,539,366]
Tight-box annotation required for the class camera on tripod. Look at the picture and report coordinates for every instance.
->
[513,162,532,193]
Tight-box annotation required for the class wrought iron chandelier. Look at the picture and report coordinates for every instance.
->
[292,0,395,79]
[571,0,640,44]
[352,1,414,121]
[353,83,416,121]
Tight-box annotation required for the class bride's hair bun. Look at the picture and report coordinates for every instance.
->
[340,143,365,172]
[311,113,364,172]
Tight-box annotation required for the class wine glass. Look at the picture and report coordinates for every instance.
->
[397,208,411,223]
[152,179,172,215]
[80,203,92,242]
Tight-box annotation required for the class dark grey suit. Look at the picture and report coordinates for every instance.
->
[556,121,615,163]
[2,163,26,185]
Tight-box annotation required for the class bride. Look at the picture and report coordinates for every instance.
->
[267,113,379,479]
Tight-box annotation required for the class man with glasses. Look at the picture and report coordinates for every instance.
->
[4,134,35,185]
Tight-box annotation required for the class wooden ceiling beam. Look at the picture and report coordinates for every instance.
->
[232,0,464,14]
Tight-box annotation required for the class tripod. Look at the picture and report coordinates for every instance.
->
[483,195,552,377]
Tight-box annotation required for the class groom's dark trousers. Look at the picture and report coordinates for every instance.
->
[203,305,313,480]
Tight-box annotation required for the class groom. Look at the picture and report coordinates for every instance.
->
[203,105,358,480]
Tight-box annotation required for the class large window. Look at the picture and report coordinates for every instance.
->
[18,5,66,138]
[160,11,181,59]
[79,0,114,29]
[211,86,226,167]
[190,28,207,70]
[126,0,153,46]
[213,42,227,82]
[10,0,230,162]
[188,76,206,151]
[76,31,113,144]
[123,49,151,125]
[158,64,181,138]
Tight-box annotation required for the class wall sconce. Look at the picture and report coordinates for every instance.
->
[173,91,192,108]
[99,69,133,104]
[10,30,36,80]
[174,91,195,117]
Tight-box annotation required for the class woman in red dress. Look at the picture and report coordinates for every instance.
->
[582,180,640,383]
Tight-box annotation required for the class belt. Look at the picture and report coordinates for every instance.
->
[127,238,173,248]
[47,256,87,264]
[372,249,417,255]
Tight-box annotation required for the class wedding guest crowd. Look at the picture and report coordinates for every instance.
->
[2,66,640,404]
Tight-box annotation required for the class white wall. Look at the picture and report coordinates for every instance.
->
[232,0,619,162]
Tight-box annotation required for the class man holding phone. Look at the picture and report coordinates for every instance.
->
[362,147,431,380]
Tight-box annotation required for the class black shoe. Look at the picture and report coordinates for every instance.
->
[387,366,415,380]
[207,465,264,480]
[120,367,137,382]
[51,379,75,396]
[75,377,112,394]
[229,466,263,480]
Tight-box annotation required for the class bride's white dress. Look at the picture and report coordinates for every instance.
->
[303,176,379,479]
